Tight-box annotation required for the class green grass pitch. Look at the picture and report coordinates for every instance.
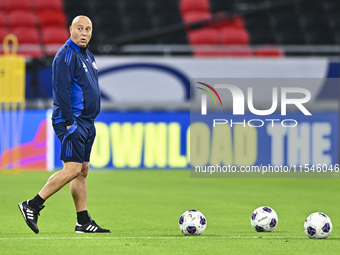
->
[0,170,339,255]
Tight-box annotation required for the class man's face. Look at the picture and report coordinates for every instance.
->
[70,17,92,47]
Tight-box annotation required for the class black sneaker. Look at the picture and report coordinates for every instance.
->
[18,200,44,234]
[75,220,111,233]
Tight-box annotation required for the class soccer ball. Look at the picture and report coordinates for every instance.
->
[179,210,207,235]
[304,212,332,239]
[251,206,278,232]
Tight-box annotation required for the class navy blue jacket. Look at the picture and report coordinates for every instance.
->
[52,38,100,128]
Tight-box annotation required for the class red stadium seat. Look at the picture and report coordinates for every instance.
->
[223,46,253,57]
[0,13,6,28]
[180,0,209,15]
[0,0,4,11]
[0,29,8,41]
[11,27,43,58]
[0,29,9,54]
[8,10,36,29]
[213,14,245,30]
[12,27,39,44]
[182,11,212,24]
[187,28,218,45]
[5,0,32,12]
[254,47,284,57]
[192,49,222,57]
[188,28,222,57]
[219,28,250,45]
[41,27,69,55]
[38,10,67,28]
[41,27,69,44]
[33,0,63,13]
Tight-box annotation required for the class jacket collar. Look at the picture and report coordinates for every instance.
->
[67,38,88,53]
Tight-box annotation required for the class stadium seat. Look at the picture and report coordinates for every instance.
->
[0,29,9,50]
[245,12,272,31]
[92,27,125,44]
[147,0,179,13]
[304,27,335,45]
[211,14,244,30]
[254,46,284,57]
[12,27,40,44]
[41,27,69,44]
[11,27,43,58]
[33,0,63,13]
[0,13,6,28]
[91,12,124,44]
[223,46,252,57]
[41,27,69,55]
[219,28,250,45]
[210,0,235,13]
[5,0,31,13]
[92,10,122,29]
[270,8,299,30]
[180,0,210,15]
[116,0,148,14]
[121,11,152,33]
[248,27,276,44]
[88,0,118,13]
[187,28,218,45]
[299,11,329,30]
[151,11,182,28]
[299,0,325,14]
[182,11,212,24]
[38,10,67,29]
[328,10,340,30]
[322,0,340,12]
[8,10,36,29]
[192,49,222,57]
[274,27,305,45]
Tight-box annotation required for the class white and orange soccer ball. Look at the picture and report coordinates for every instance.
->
[179,210,207,236]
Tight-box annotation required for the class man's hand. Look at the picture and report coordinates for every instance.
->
[66,125,72,130]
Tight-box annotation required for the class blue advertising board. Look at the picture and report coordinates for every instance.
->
[53,111,338,169]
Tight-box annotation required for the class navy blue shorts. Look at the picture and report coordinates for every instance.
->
[53,121,96,163]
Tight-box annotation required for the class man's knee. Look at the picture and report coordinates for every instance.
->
[80,163,90,178]
[64,161,83,178]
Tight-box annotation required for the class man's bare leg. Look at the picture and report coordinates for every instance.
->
[70,162,89,212]
[39,161,83,200]
[18,161,83,234]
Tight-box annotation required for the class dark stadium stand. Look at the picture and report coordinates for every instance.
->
[210,0,235,13]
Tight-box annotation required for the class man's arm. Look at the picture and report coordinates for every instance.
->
[53,49,75,127]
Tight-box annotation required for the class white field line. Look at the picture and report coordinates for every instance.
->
[1,236,338,241]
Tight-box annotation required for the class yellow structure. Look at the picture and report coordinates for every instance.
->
[0,34,26,170]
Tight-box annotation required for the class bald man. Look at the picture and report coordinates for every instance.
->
[18,16,110,234]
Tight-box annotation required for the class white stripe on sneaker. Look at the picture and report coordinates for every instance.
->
[27,216,34,220]
[86,225,91,231]
[89,226,95,232]
[27,209,33,213]
[93,227,98,232]
[19,203,26,221]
